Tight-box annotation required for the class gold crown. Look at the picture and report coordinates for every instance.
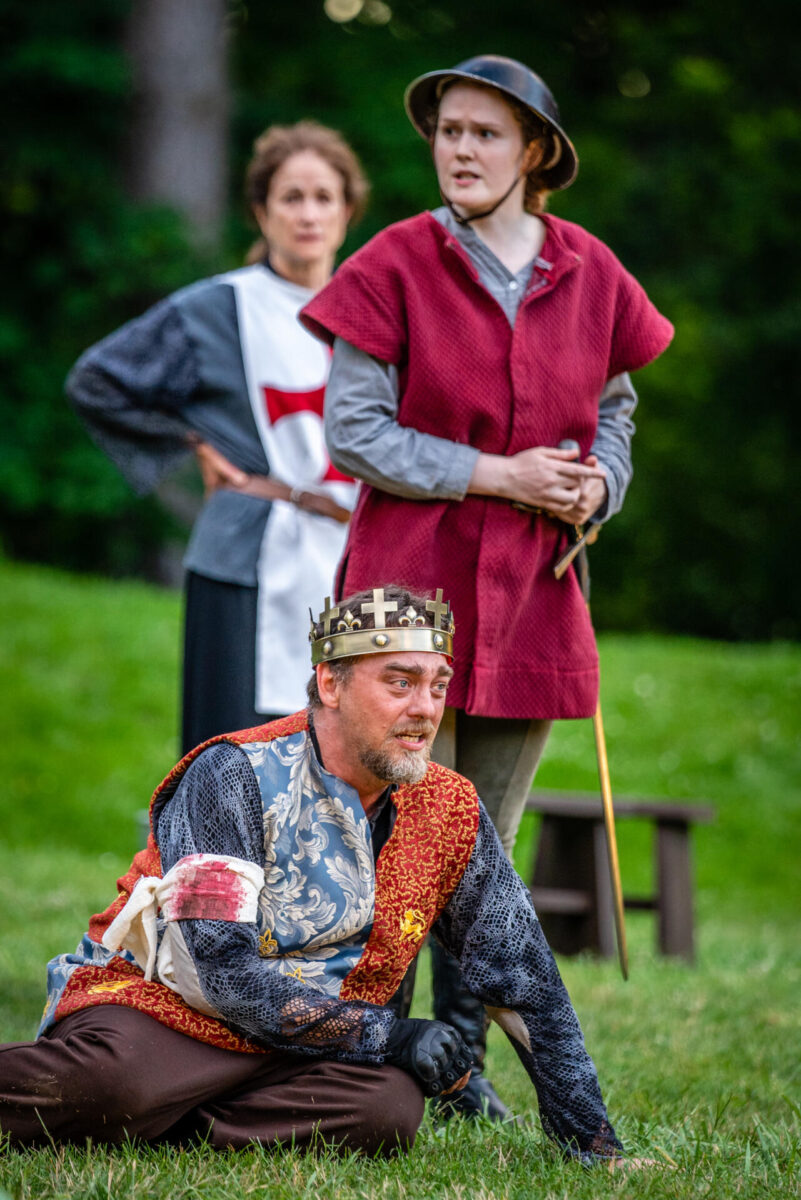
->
[310,588,455,666]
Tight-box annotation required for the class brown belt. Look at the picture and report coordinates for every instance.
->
[234,475,351,525]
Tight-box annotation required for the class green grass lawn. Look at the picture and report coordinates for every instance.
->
[0,559,799,1198]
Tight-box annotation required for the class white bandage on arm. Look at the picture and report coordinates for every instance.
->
[102,854,264,1004]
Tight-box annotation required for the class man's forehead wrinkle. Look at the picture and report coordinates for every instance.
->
[374,660,454,678]
[379,661,425,676]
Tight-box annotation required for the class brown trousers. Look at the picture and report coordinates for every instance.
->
[0,1008,424,1157]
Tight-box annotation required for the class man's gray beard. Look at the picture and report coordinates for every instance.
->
[359,744,430,786]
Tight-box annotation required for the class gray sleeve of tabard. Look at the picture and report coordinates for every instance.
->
[65,279,271,495]
[325,337,480,500]
[64,294,201,495]
[588,372,637,522]
[177,282,273,582]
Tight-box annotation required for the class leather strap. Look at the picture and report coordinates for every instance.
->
[235,475,351,525]
[553,523,600,580]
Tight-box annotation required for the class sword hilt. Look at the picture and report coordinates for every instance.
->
[552,439,597,595]
[553,523,600,579]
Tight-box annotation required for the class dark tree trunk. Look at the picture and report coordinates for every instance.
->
[125,0,230,244]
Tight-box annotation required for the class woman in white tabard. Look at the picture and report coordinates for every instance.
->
[67,123,367,753]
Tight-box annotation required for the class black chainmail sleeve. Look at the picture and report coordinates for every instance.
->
[154,742,396,1062]
[432,804,623,1162]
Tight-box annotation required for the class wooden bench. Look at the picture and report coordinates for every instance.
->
[525,791,715,963]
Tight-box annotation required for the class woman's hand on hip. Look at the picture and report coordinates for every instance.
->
[192,440,249,497]
[468,445,606,519]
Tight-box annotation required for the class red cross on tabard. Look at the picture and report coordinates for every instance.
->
[262,384,353,483]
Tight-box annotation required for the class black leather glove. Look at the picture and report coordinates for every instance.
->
[384,1018,473,1097]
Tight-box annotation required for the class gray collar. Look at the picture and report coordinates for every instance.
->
[431,206,552,325]
[432,205,552,281]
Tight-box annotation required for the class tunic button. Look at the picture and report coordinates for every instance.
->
[508,280,518,291]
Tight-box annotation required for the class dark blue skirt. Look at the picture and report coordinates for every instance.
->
[181,570,283,755]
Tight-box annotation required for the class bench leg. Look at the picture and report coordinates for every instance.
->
[656,821,695,961]
[532,816,600,956]
[592,821,617,959]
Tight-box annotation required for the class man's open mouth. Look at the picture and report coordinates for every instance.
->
[392,729,432,751]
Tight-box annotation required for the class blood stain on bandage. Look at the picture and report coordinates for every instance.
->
[166,859,250,921]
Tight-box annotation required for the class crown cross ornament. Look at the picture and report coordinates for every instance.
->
[310,587,455,665]
[320,597,340,636]
[360,587,398,626]
[425,589,449,628]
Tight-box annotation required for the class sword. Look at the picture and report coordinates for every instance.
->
[592,693,629,980]
[555,440,629,980]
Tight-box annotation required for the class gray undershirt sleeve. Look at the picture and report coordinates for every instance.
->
[588,372,638,522]
[325,337,480,500]
[326,336,635,517]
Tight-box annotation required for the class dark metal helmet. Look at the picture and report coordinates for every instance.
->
[404,54,578,191]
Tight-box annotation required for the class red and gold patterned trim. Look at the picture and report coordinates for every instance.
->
[55,959,264,1053]
[340,762,479,1005]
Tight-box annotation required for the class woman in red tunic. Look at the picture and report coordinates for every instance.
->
[301,55,673,1119]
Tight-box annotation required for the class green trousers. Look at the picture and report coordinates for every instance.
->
[432,708,553,858]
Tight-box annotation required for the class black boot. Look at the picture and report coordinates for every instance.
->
[430,941,510,1121]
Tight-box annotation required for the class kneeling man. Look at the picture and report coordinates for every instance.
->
[0,585,622,1162]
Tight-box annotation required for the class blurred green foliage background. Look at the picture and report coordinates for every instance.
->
[1,0,799,639]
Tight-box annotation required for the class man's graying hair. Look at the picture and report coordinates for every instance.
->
[306,584,443,709]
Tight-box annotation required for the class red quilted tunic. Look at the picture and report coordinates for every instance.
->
[301,212,673,718]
